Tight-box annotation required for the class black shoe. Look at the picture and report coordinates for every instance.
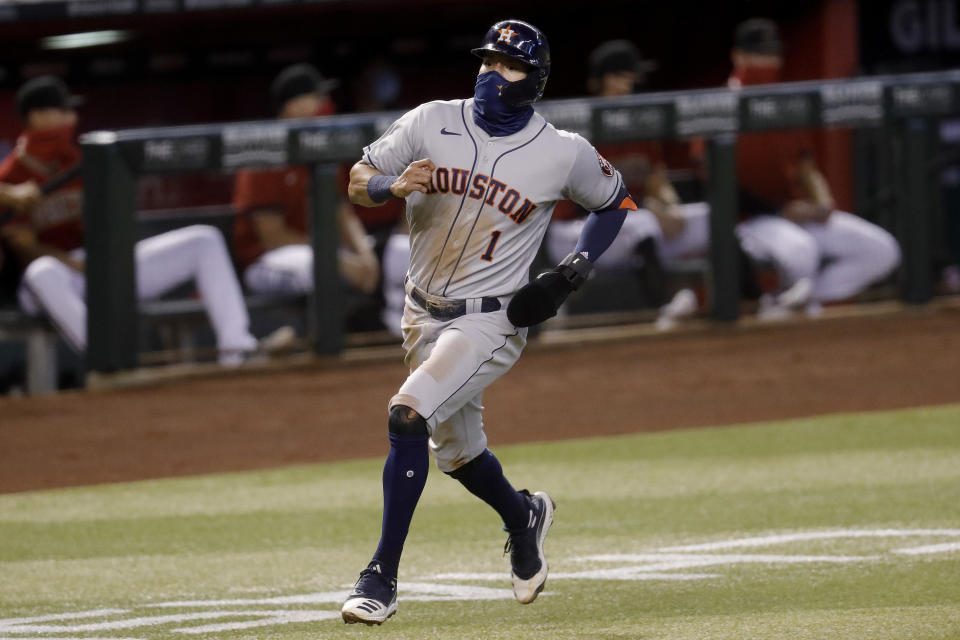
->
[504,489,555,604]
[341,561,398,625]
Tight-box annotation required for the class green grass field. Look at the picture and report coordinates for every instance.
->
[2,404,960,640]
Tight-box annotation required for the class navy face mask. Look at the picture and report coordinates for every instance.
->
[472,71,534,137]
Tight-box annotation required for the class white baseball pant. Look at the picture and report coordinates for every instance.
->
[389,280,526,473]
[545,202,711,268]
[800,210,901,302]
[243,244,315,295]
[737,211,901,301]
[736,214,821,288]
[18,225,257,363]
[380,233,410,337]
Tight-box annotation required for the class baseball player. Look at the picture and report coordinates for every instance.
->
[730,18,901,314]
[0,76,264,366]
[232,64,380,301]
[339,19,635,625]
[546,39,702,329]
[379,219,410,335]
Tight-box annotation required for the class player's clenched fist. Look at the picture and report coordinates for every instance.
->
[391,158,435,198]
[347,158,436,206]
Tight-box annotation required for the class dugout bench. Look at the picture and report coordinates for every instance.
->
[77,69,959,377]
[0,308,58,394]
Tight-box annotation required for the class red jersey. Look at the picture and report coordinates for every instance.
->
[232,166,310,269]
[732,68,814,212]
[0,125,84,250]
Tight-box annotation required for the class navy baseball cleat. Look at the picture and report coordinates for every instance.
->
[504,489,555,604]
[341,561,398,625]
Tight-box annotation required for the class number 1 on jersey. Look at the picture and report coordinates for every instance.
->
[480,230,502,262]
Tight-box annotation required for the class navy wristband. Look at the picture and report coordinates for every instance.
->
[367,173,398,204]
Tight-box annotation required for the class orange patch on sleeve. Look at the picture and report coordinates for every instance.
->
[619,196,638,211]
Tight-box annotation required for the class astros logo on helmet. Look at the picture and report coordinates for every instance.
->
[497,25,517,43]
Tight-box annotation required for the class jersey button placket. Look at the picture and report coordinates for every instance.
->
[481,141,493,162]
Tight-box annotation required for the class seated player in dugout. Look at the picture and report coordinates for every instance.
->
[547,39,704,330]
[726,18,901,316]
[232,63,380,302]
[0,76,276,366]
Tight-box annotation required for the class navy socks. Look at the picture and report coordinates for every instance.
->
[372,432,429,579]
[371,440,528,578]
[448,449,529,531]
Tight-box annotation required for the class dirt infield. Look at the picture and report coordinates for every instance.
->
[1,305,959,494]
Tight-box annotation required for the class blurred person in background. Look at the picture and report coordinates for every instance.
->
[0,76,271,366]
[232,63,380,308]
[379,215,409,336]
[546,40,711,329]
[352,57,403,114]
[348,57,410,336]
[730,18,901,315]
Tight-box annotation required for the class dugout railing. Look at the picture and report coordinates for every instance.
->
[80,69,960,374]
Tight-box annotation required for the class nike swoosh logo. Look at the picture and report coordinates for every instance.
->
[440,128,461,136]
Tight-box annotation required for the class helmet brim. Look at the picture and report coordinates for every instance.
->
[471,44,543,70]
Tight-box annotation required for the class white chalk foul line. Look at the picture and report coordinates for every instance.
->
[3,528,959,637]
[576,553,878,564]
[1,611,288,633]
[660,529,960,552]
[148,591,348,608]
[397,582,515,601]
[149,582,514,609]
[0,584,516,637]
[893,541,960,555]
[172,610,342,634]
[0,609,128,630]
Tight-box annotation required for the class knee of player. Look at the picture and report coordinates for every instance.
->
[854,229,901,277]
[786,231,821,275]
[183,224,226,249]
[23,256,65,285]
[388,404,429,438]
[875,232,901,273]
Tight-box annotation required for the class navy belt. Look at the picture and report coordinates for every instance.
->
[410,287,501,321]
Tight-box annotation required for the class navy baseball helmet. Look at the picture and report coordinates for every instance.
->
[471,19,550,107]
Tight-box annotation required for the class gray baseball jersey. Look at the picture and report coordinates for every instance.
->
[362,98,625,299]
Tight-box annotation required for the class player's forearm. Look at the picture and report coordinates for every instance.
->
[644,197,686,238]
[1,226,83,272]
[336,199,379,293]
[0,181,40,211]
[337,201,373,254]
[348,162,392,208]
[33,243,83,271]
[261,230,310,251]
[250,209,309,250]
[782,199,831,224]
[339,251,380,294]
[0,183,18,208]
